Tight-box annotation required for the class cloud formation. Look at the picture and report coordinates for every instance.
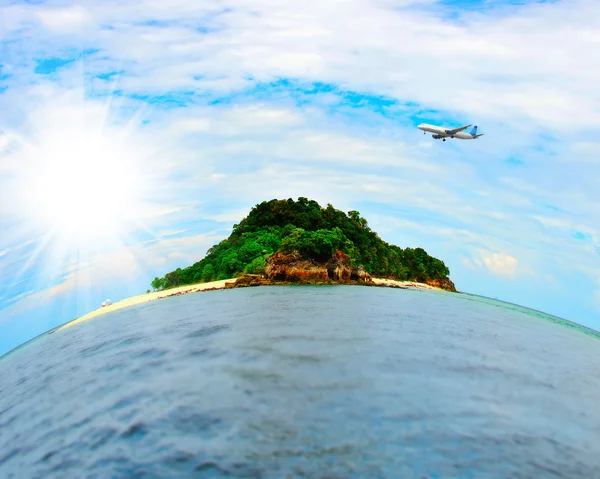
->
[464,251,519,278]
[1,0,600,354]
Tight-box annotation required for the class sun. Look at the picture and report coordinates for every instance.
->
[28,136,140,242]
[15,102,153,254]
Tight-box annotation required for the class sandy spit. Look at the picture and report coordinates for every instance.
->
[55,279,236,332]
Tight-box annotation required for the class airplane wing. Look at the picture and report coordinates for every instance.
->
[444,124,472,135]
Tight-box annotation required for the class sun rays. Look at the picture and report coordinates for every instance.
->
[3,90,169,298]
[25,131,141,243]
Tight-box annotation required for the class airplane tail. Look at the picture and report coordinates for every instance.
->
[469,126,478,136]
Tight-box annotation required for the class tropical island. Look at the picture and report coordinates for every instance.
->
[54,198,456,333]
[151,197,456,292]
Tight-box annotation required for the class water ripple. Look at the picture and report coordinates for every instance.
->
[1,287,599,477]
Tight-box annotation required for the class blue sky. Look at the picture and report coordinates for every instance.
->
[1,0,600,355]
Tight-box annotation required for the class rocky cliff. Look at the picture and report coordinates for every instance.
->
[224,249,456,292]
[425,277,457,292]
[264,251,329,283]
[265,250,372,284]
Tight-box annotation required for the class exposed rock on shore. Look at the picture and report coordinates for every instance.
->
[224,250,373,288]
[265,251,330,283]
[426,277,457,292]
[224,274,268,288]
[265,250,372,284]
[224,250,457,292]
[326,250,372,282]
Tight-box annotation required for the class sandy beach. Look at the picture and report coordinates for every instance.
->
[55,278,236,332]
[370,278,438,290]
[54,277,441,333]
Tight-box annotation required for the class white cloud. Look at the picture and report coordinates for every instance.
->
[0,133,16,157]
[483,252,518,277]
[35,5,94,31]
[204,208,251,224]
[70,0,600,129]
[463,251,518,278]
[2,0,600,341]
[4,0,599,129]
[1,231,224,316]
[174,105,305,136]
[158,229,188,237]
[569,142,600,164]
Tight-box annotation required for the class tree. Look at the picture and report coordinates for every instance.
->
[244,256,266,274]
[238,241,263,263]
[151,276,165,291]
[193,270,203,283]
[164,269,183,288]
[202,264,215,282]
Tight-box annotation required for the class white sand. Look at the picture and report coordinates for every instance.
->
[370,278,438,290]
[56,278,236,331]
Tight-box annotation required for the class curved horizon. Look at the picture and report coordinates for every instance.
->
[2,0,600,355]
[3,282,599,362]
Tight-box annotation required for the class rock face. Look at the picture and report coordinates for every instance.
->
[264,250,372,284]
[426,277,457,292]
[325,250,372,283]
[224,274,268,288]
[225,251,455,291]
[265,251,329,283]
[325,250,352,282]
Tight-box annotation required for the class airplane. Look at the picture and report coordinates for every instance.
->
[417,123,484,141]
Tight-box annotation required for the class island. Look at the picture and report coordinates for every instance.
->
[55,198,455,332]
[152,197,456,292]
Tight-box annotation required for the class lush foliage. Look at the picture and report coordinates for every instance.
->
[151,197,450,289]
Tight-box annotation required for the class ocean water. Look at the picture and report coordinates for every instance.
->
[1,286,599,478]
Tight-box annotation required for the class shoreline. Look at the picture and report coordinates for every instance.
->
[55,278,235,332]
[54,278,446,333]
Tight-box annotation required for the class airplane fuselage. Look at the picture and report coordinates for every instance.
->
[417,123,479,140]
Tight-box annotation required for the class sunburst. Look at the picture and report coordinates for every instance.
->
[7,91,164,292]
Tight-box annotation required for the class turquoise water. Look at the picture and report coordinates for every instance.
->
[1,286,599,478]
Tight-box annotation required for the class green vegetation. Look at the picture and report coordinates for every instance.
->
[151,197,450,290]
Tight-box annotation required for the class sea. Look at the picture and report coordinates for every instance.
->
[1,286,599,478]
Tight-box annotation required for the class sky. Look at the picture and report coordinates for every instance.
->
[1,0,599,355]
